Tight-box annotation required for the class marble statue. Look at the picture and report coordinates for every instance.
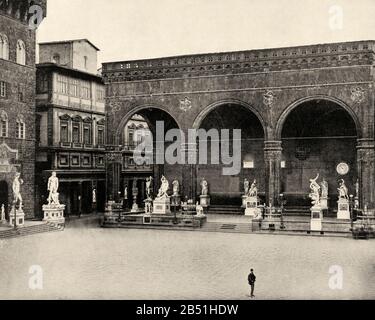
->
[244,179,250,195]
[12,172,23,208]
[201,178,209,196]
[248,179,258,197]
[355,179,359,199]
[146,176,153,199]
[309,173,320,206]
[1,204,5,221]
[321,179,328,198]
[124,186,128,200]
[172,180,180,196]
[338,179,349,200]
[47,171,60,205]
[92,188,97,203]
[157,176,169,198]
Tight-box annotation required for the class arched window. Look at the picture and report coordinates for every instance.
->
[52,54,60,64]
[16,40,26,65]
[16,115,25,139]
[0,111,8,137]
[0,34,9,60]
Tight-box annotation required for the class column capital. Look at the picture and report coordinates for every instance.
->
[264,140,283,151]
[357,138,375,150]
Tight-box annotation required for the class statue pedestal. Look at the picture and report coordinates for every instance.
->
[196,204,205,217]
[242,195,248,208]
[244,196,261,218]
[9,207,25,227]
[131,203,140,213]
[42,204,65,224]
[320,197,328,210]
[310,206,323,231]
[144,198,153,215]
[153,197,171,215]
[171,195,181,207]
[337,199,350,220]
[200,195,210,208]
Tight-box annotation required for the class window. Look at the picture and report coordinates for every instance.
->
[83,124,92,144]
[72,122,81,143]
[52,54,60,64]
[16,115,25,139]
[70,79,79,97]
[57,75,69,94]
[0,34,9,60]
[97,126,105,145]
[81,80,90,99]
[0,81,6,98]
[16,40,26,65]
[60,121,69,143]
[0,111,8,137]
[37,74,48,93]
[17,85,25,102]
[96,87,105,101]
[128,130,134,147]
[84,56,88,70]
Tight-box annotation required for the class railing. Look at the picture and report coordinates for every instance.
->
[103,40,375,82]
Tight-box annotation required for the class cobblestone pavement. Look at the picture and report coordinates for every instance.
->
[0,226,374,300]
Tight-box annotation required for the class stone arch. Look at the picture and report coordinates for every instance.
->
[114,103,182,145]
[275,95,362,140]
[192,99,268,139]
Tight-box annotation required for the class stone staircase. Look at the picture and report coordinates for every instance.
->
[0,222,64,239]
[200,222,254,233]
[207,205,244,215]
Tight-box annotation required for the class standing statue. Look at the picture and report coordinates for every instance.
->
[92,188,97,204]
[355,179,359,199]
[244,179,250,195]
[47,171,60,205]
[157,176,169,198]
[248,179,258,197]
[201,178,209,196]
[124,185,128,200]
[146,176,153,199]
[1,204,5,222]
[309,173,321,206]
[172,180,180,196]
[321,179,328,198]
[12,172,23,208]
[338,179,349,200]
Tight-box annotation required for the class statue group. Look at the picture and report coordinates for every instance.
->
[308,174,330,210]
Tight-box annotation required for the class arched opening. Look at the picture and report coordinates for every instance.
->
[280,99,358,213]
[0,180,8,221]
[117,107,181,208]
[196,103,265,206]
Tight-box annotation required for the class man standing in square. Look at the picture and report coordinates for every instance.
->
[248,269,256,298]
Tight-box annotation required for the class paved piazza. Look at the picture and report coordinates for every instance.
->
[0,225,374,300]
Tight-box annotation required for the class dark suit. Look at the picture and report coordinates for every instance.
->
[248,272,256,297]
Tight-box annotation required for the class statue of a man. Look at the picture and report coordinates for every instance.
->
[146,176,153,199]
[244,179,250,195]
[248,179,258,197]
[338,179,349,200]
[1,204,5,221]
[157,176,169,198]
[47,171,60,205]
[321,179,328,198]
[13,172,23,208]
[172,180,180,196]
[309,173,320,206]
[201,178,208,196]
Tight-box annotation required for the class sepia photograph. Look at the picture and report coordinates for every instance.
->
[0,0,375,309]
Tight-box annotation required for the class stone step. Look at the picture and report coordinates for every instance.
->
[0,222,64,239]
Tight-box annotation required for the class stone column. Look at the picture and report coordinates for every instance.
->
[264,141,282,206]
[181,142,197,201]
[357,138,375,207]
[106,150,123,203]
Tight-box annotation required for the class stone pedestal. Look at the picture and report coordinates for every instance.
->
[42,204,66,224]
[320,197,328,210]
[337,199,350,220]
[144,198,153,215]
[9,207,25,227]
[153,197,171,215]
[310,206,323,231]
[131,202,140,213]
[196,204,205,217]
[242,195,248,208]
[171,195,181,207]
[244,196,262,218]
[200,195,210,208]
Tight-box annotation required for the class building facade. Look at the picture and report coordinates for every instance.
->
[0,0,47,220]
[36,39,106,216]
[103,40,375,214]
